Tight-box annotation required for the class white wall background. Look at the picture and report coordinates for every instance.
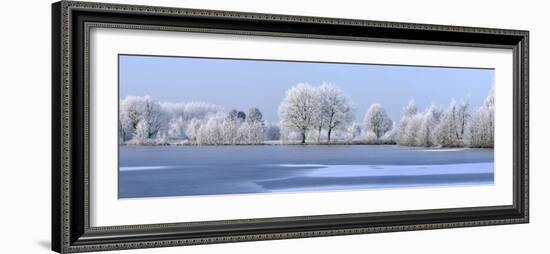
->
[0,0,546,253]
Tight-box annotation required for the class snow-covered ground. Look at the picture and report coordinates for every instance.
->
[120,165,177,171]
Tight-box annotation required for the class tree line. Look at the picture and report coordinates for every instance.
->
[119,83,494,148]
[397,86,494,148]
[119,96,280,145]
[279,83,494,148]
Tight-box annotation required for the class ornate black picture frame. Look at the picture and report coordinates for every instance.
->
[52,1,529,253]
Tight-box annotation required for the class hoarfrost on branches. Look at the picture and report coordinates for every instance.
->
[434,100,464,147]
[380,122,398,144]
[345,122,362,143]
[466,86,494,148]
[363,103,392,141]
[120,95,165,145]
[278,83,317,144]
[416,104,442,147]
[362,131,378,144]
[279,83,353,144]
[398,99,418,146]
[396,95,489,148]
[318,83,354,143]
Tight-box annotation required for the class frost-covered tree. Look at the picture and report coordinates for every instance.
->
[185,118,202,144]
[236,121,264,144]
[119,95,164,143]
[457,99,470,139]
[467,86,494,148]
[467,109,493,148]
[134,120,151,142]
[196,116,224,145]
[402,99,418,117]
[398,99,418,145]
[380,123,399,144]
[120,95,147,141]
[345,122,362,143]
[397,97,475,148]
[243,108,265,144]
[280,127,301,144]
[363,131,378,144]
[402,114,424,146]
[278,83,317,144]
[139,97,164,139]
[416,104,442,147]
[223,110,242,144]
[159,101,223,143]
[434,100,463,147]
[363,103,392,140]
[311,88,327,143]
[317,84,354,143]
[167,117,187,140]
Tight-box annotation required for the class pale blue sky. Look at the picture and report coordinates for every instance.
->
[119,55,494,123]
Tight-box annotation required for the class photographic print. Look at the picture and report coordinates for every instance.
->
[118,55,495,199]
[52,3,528,251]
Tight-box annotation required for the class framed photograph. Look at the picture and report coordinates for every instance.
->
[52,1,529,253]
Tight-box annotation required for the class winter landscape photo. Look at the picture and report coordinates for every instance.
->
[118,55,495,198]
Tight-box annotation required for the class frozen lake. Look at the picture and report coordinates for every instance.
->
[119,145,494,198]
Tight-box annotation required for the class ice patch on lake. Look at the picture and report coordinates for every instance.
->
[277,164,328,168]
[275,163,493,177]
[419,148,468,152]
[120,166,176,171]
[270,181,491,193]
